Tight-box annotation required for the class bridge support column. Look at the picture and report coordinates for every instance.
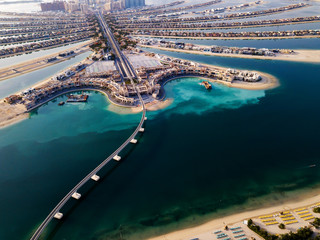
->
[91,174,100,181]
[113,155,121,161]
[139,128,145,132]
[72,192,81,200]
[54,212,63,220]
[130,139,138,144]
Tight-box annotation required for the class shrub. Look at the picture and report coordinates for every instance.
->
[279,223,285,229]
[314,207,320,213]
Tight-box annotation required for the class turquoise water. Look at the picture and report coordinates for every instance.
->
[0,54,320,240]
[1,1,320,240]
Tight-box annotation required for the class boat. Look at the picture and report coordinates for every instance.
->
[66,93,89,102]
[200,81,212,90]
[58,101,65,106]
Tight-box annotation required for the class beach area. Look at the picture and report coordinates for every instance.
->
[148,188,320,240]
[0,48,93,128]
[0,54,279,129]
[0,101,28,129]
[140,44,320,63]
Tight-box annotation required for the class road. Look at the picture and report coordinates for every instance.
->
[30,11,146,240]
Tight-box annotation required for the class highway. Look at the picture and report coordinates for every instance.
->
[30,11,146,240]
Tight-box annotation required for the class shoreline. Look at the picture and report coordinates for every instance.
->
[120,4,311,24]
[147,187,320,240]
[133,34,320,40]
[0,48,279,129]
[126,20,320,31]
[0,101,28,129]
[0,38,92,60]
[140,44,320,63]
[0,40,93,81]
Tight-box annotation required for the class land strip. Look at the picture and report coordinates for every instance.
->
[140,45,320,63]
[0,40,92,81]
[116,3,309,23]
[133,34,320,40]
[121,17,320,30]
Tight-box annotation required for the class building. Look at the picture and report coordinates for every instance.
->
[64,1,81,13]
[124,0,145,8]
[40,1,66,11]
[80,3,89,13]
[104,0,144,11]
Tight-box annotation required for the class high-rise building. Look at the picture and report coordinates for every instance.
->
[104,0,144,12]
[40,1,66,11]
[80,3,89,13]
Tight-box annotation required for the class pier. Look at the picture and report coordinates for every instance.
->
[29,11,146,240]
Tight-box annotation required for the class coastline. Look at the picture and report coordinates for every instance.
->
[0,40,93,81]
[134,34,320,40]
[0,100,28,129]
[140,45,320,63]
[0,60,278,128]
[127,19,320,31]
[147,188,320,240]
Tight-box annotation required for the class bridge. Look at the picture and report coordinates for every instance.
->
[30,11,146,240]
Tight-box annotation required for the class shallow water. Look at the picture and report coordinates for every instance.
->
[1,1,320,240]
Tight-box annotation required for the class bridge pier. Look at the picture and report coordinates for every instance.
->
[54,212,63,220]
[72,192,81,200]
[130,139,138,144]
[139,128,145,132]
[91,174,100,181]
[113,155,121,161]
[144,117,147,121]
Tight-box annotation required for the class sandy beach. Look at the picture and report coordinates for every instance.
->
[0,101,28,129]
[148,191,320,240]
[140,45,320,63]
[134,34,320,40]
[130,99,174,113]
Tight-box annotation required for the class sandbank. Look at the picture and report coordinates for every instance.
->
[140,44,320,63]
[130,99,174,113]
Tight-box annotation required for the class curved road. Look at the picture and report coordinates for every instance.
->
[30,11,146,240]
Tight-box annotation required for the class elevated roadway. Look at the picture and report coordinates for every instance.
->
[30,11,146,240]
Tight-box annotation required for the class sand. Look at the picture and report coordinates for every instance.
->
[0,40,93,81]
[140,44,320,63]
[134,34,320,40]
[148,192,320,240]
[146,98,173,111]
[127,20,320,31]
[0,101,28,129]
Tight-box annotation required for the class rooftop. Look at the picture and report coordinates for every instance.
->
[127,54,162,69]
[86,61,116,74]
